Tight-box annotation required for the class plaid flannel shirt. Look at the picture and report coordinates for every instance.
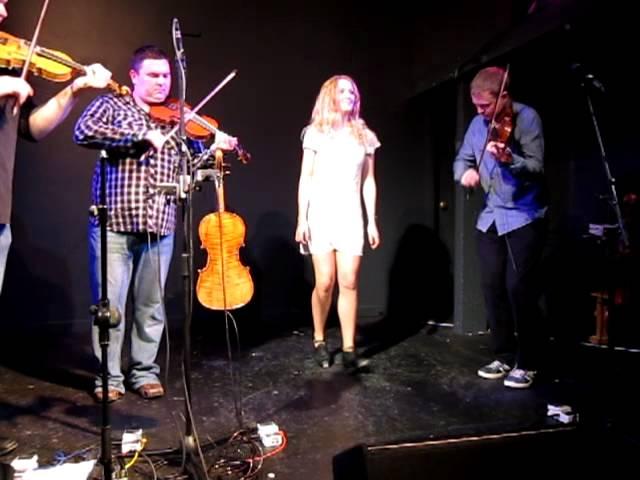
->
[74,93,197,235]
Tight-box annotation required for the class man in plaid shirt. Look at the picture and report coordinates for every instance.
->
[74,45,236,402]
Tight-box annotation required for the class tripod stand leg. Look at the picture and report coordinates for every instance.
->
[183,435,208,480]
[91,150,123,479]
[99,328,114,480]
[589,291,609,345]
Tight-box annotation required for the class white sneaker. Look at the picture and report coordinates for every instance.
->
[477,360,512,379]
[503,368,536,388]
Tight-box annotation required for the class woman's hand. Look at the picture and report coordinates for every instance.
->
[295,219,310,245]
[367,222,380,250]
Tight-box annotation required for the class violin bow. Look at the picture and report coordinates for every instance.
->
[20,0,51,80]
[11,0,51,114]
[165,69,237,140]
[476,63,510,174]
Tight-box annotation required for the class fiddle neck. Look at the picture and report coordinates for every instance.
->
[495,94,513,119]
[30,43,129,95]
[214,149,225,212]
[216,179,226,213]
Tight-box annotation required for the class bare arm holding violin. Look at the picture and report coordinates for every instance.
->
[0,75,33,105]
[29,63,111,140]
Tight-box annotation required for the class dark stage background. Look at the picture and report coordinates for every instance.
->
[1,1,637,346]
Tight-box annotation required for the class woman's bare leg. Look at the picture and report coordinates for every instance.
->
[311,251,336,343]
[335,252,362,351]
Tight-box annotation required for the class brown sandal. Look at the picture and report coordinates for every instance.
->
[93,388,124,403]
[136,382,165,399]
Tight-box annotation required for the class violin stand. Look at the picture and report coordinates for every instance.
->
[146,156,209,480]
[89,150,121,480]
[589,290,609,345]
[175,144,209,480]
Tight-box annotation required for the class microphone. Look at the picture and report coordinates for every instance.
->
[570,63,605,93]
[172,18,186,69]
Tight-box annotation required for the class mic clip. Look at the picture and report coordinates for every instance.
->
[157,175,191,199]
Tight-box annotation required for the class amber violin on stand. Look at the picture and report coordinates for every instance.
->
[196,148,254,310]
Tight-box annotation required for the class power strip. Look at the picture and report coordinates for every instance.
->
[257,422,283,447]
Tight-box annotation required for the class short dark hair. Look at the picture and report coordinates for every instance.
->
[130,45,169,72]
[470,66,509,97]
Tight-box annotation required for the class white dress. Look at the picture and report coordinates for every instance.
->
[301,125,380,256]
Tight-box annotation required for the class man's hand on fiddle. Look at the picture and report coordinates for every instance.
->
[487,140,512,164]
[460,168,480,188]
[144,129,167,151]
[0,76,33,105]
[71,64,112,93]
[214,131,238,151]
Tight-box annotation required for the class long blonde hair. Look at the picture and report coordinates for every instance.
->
[309,75,367,143]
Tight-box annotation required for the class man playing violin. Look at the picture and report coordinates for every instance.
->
[0,0,112,457]
[74,45,236,403]
[453,66,547,389]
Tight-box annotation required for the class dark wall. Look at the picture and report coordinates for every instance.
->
[3,1,634,346]
[0,0,432,333]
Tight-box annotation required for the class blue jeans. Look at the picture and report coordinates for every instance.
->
[89,226,174,392]
[0,224,11,294]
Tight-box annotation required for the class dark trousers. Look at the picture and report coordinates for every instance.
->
[476,220,546,370]
[0,463,14,480]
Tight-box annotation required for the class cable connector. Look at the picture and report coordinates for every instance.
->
[257,422,283,448]
[547,404,578,424]
[114,470,129,480]
[121,428,144,454]
[10,454,39,475]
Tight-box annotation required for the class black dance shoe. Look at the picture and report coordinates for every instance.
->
[313,341,331,368]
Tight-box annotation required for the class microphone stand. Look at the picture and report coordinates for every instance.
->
[172,20,209,480]
[580,81,629,351]
[89,150,122,480]
[583,92,629,250]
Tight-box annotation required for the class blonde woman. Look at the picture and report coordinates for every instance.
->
[295,75,381,370]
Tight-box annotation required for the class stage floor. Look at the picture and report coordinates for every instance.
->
[0,316,638,479]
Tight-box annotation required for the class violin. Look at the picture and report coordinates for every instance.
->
[0,31,129,95]
[476,65,512,171]
[196,149,254,310]
[149,98,220,141]
[489,100,513,145]
[149,98,251,163]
